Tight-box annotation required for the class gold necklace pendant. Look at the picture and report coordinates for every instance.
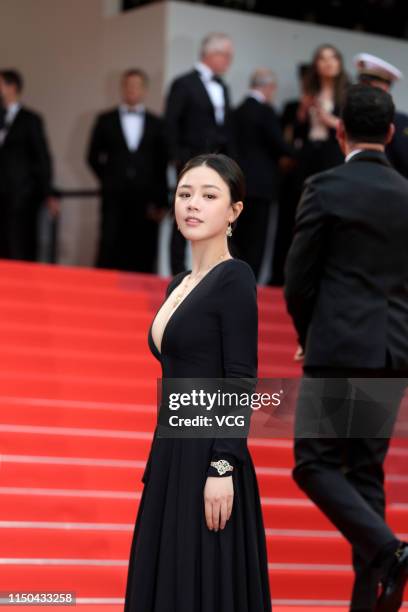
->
[172,252,230,308]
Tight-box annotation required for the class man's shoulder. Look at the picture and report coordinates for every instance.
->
[234,97,253,113]
[234,96,265,116]
[169,69,198,88]
[18,106,42,124]
[145,109,162,125]
[304,164,345,189]
[93,108,119,125]
[305,156,408,200]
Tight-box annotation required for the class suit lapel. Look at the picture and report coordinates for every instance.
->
[193,70,217,123]
[137,111,148,150]
[223,81,231,114]
[1,106,23,145]
[115,108,132,153]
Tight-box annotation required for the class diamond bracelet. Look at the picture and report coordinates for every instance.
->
[210,459,234,476]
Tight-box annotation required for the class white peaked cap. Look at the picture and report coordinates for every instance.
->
[353,53,404,83]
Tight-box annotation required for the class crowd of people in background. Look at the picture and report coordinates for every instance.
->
[1,32,408,285]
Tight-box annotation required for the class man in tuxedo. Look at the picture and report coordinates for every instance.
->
[272,63,310,286]
[87,68,168,273]
[0,69,55,261]
[231,69,294,282]
[285,85,408,611]
[165,33,234,273]
[354,53,408,179]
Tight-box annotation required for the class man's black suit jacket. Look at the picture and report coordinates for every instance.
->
[0,106,52,201]
[165,69,233,167]
[232,96,293,200]
[87,108,167,206]
[387,110,408,179]
[284,150,408,370]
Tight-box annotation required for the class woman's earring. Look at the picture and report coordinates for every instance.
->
[226,222,233,237]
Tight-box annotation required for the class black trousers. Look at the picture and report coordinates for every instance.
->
[271,171,303,286]
[97,188,158,273]
[0,191,40,261]
[293,365,407,611]
[231,197,272,281]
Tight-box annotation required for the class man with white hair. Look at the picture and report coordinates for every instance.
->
[232,68,294,283]
[165,33,234,273]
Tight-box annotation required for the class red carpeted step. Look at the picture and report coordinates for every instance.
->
[0,459,146,492]
[0,400,158,430]
[0,372,158,403]
[0,299,152,333]
[270,567,353,599]
[0,347,159,379]
[0,490,141,523]
[262,499,408,533]
[1,398,406,470]
[0,525,356,572]
[0,322,150,353]
[0,430,153,460]
[0,563,355,600]
[0,521,358,567]
[1,456,406,507]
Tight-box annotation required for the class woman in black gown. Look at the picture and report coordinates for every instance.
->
[124,154,272,611]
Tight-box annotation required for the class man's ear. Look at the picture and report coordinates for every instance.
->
[336,119,347,154]
[385,123,395,145]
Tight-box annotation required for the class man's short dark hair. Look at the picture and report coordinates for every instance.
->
[341,84,395,144]
[0,69,24,93]
[122,68,149,86]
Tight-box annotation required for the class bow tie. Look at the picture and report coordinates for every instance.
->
[211,75,224,86]
[124,107,143,115]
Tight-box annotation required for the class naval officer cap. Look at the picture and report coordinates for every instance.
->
[353,53,404,85]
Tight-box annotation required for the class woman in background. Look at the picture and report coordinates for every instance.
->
[277,45,349,357]
[272,48,348,287]
[297,43,349,178]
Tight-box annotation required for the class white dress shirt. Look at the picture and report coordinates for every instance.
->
[345,148,363,162]
[0,101,21,145]
[119,103,145,152]
[195,61,225,125]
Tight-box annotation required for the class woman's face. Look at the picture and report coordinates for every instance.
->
[316,47,341,79]
[174,165,240,241]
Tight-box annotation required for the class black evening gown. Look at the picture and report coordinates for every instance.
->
[124,258,272,612]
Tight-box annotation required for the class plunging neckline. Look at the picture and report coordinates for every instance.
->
[149,258,235,358]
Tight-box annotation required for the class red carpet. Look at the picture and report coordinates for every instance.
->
[0,260,406,610]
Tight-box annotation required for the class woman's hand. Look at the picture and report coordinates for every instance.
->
[204,476,234,531]
[46,196,60,218]
[315,104,339,130]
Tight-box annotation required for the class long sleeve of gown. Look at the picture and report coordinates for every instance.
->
[207,261,258,477]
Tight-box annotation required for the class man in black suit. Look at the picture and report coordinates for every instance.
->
[272,63,310,286]
[285,85,408,611]
[165,33,234,273]
[231,69,294,282]
[0,69,55,261]
[87,68,168,273]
